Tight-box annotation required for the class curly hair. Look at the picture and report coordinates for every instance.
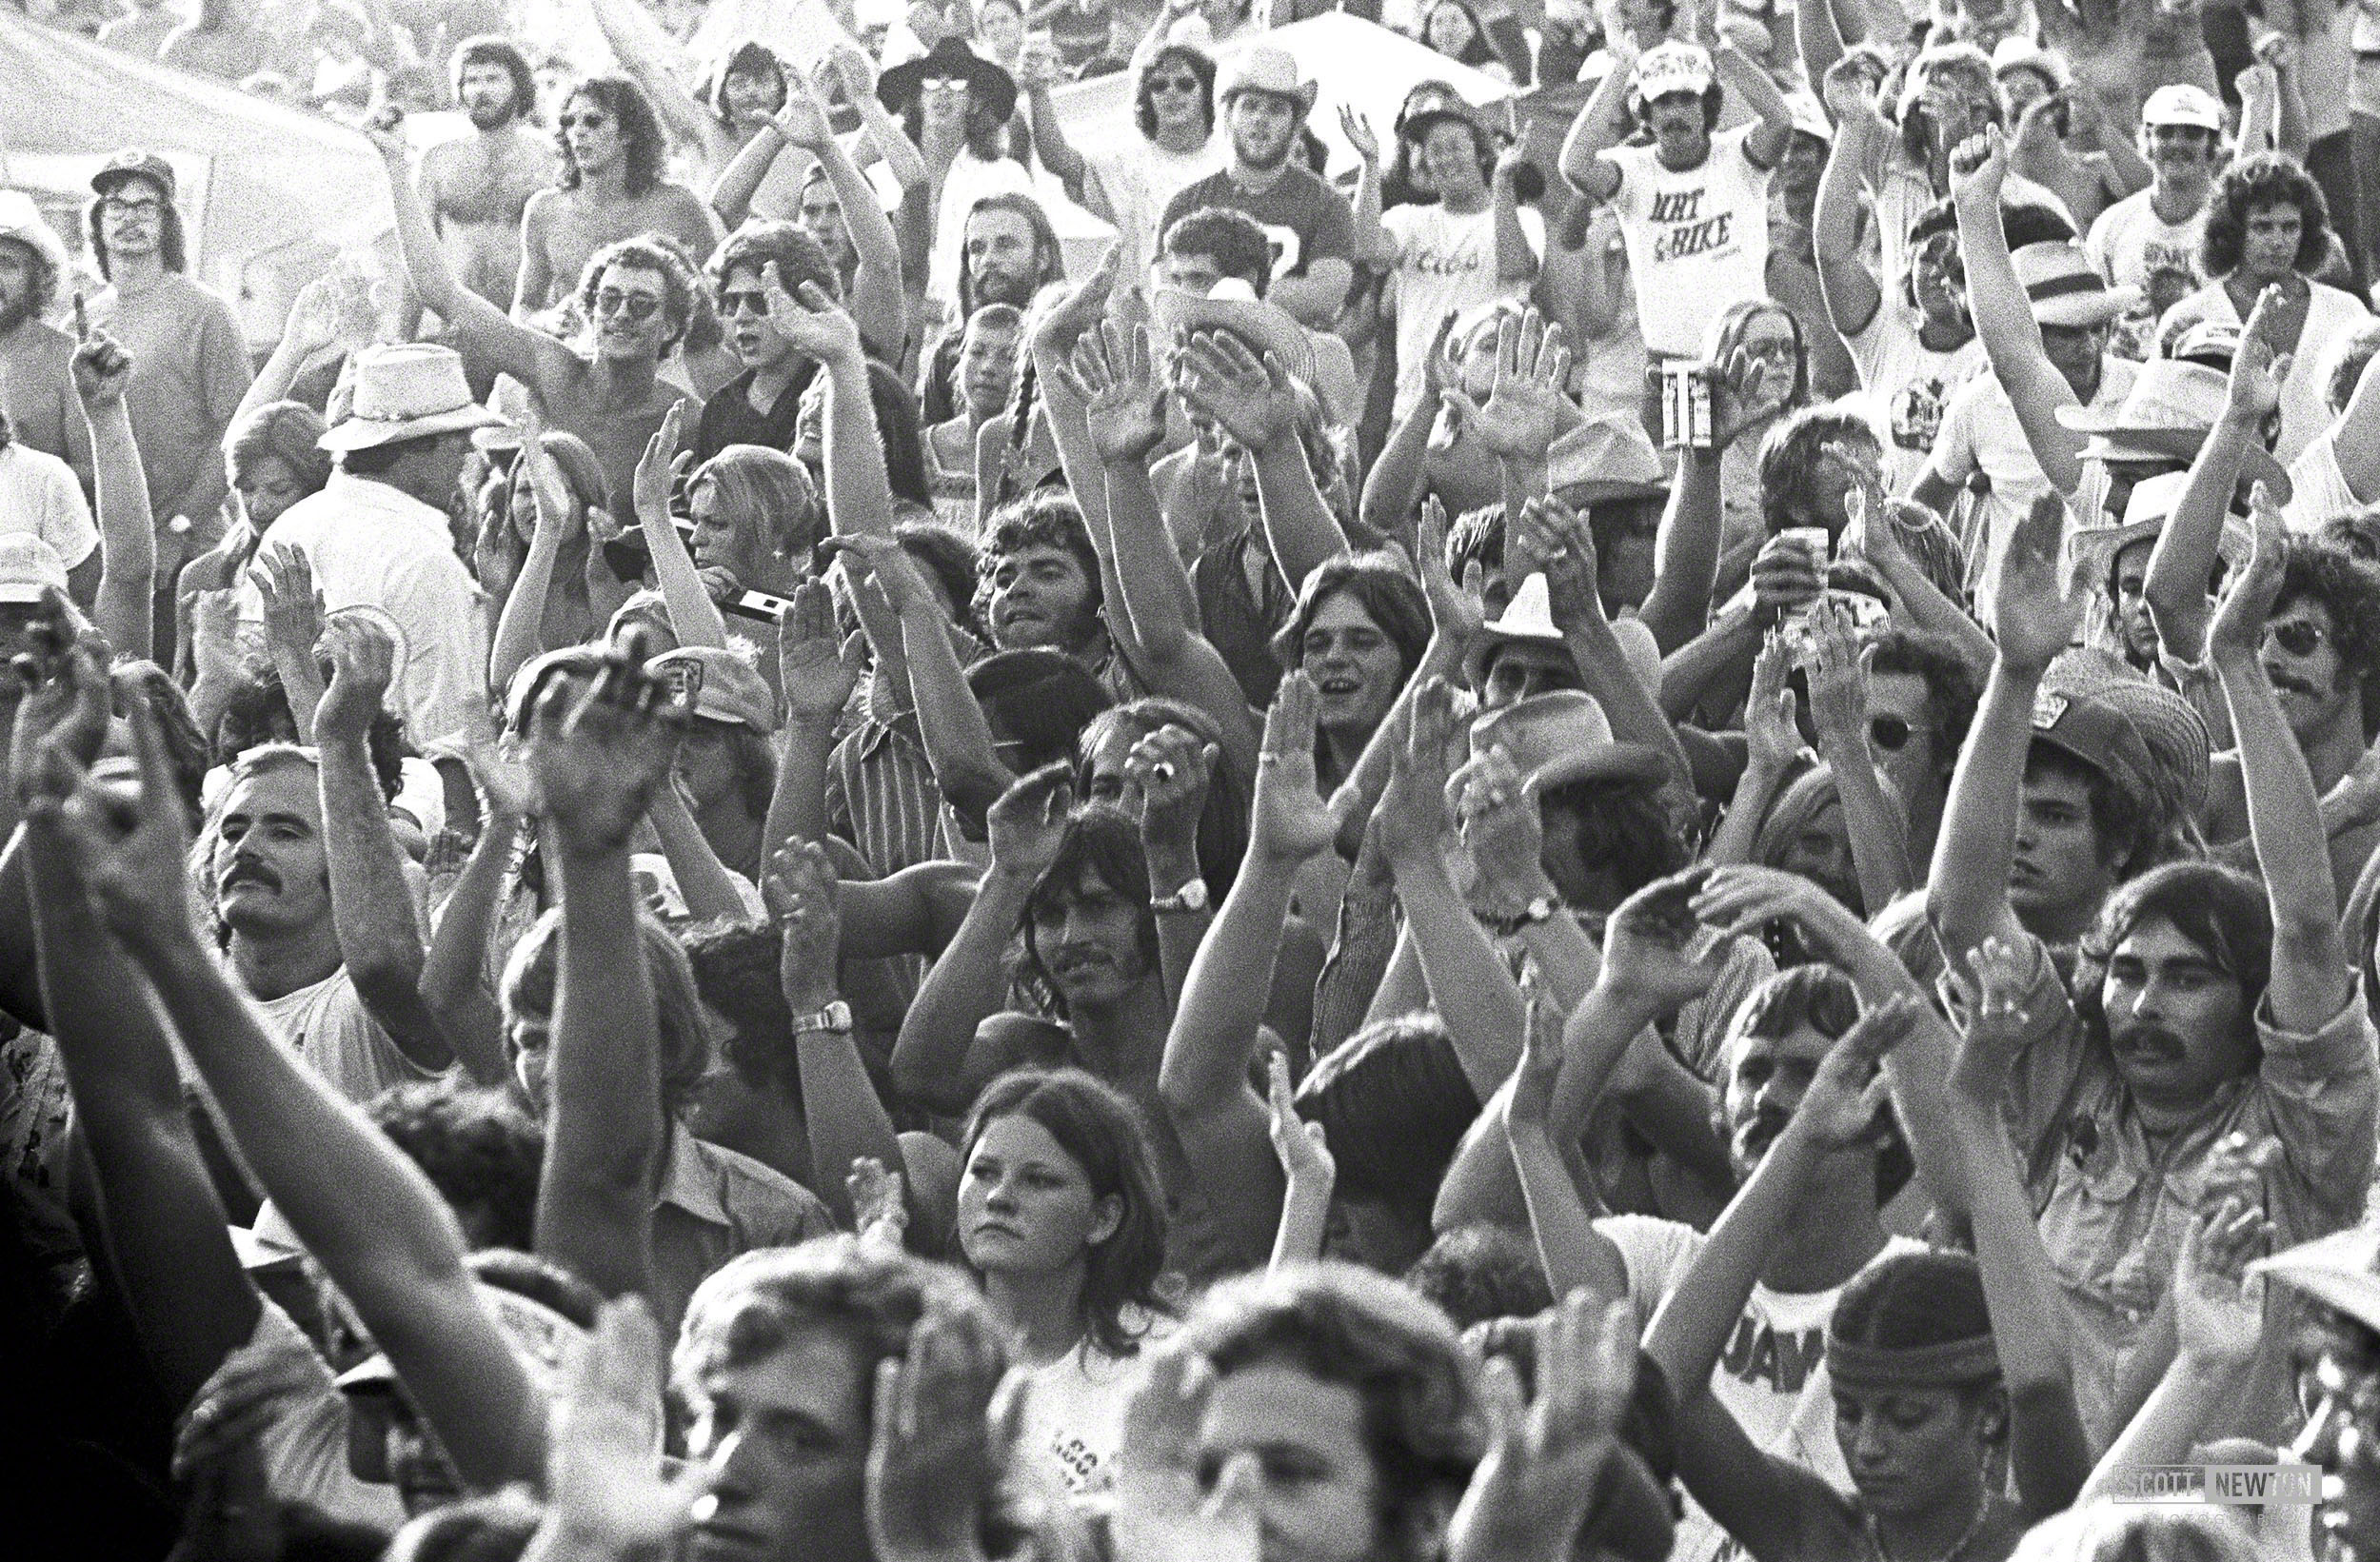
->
[678,919,802,1106]
[1270,552,1433,680]
[893,518,983,634]
[1076,698,1250,898]
[2276,535,2380,697]
[1539,774,1692,899]
[575,235,697,352]
[451,35,536,122]
[960,1067,1173,1358]
[1136,44,1217,141]
[367,1079,545,1252]
[1182,1263,1483,1555]
[2201,153,2333,278]
[977,489,1103,624]
[1160,205,1275,297]
[556,76,669,197]
[1403,1225,1554,1329]
[710,219,840,306]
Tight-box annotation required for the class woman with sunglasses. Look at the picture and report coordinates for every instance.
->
[1024,42,1221,291]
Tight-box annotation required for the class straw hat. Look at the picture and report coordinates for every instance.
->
[1467,689,1667,792]
[317,344,507,453]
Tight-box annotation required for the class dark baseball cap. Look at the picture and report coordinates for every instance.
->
[90,149,175,201]
[2027,682,2157,817]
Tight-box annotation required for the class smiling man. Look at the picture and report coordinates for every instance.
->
[976,491,1127,688]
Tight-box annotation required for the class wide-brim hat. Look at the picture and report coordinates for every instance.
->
[2011,241,2138,327]
[2067,470,2252,572]
[2256,1224,2380,1337]
[0,190,69,281]
[1218,45,1318,114]
[318,343,507,453]
[1468,688,1666,792]
[1461,573,1664,700]
[878,37,1018,123]
[2056,358,2293,498]
[1548,413,1667,504]
[1153,280,1361,428]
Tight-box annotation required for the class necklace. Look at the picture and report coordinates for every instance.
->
[1866,1492,1999,1562]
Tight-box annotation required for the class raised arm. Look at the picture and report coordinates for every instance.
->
[1520,495,1694,788]
[1358,320,1453,542]
[63,689,546,1491]
[1713,36,1793,168]
[491,421,586,702]
[525,639,684,1303]
[420,747,523,1073]
[752,78,908,355]
[1505,979,1631,1302]
[1801,603,1914,912]
[314,616,478,1078]
[762,582,860,857]
[828,46,928,192]
[1178,328,1351,588]
[2207,485,2353,1030]
[585,0,724,167]
[629,404,731,649]
[1019,49,1093,210]
[1264,1050,1333,1271]
[1636,346,1780,653]
[1948,129,2087,496]
[1812,69,1888,340]
[1928,494,2085,969]
[70,323,154,660]
[372,125,556,391]
[1557,48,1635,203]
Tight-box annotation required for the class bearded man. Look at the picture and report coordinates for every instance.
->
[419,39,563,313]
[0,191,89,494]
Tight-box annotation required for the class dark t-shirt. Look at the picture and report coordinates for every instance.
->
[693,364,817,462]
[1160,164,1357,286]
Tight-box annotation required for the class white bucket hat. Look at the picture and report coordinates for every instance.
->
[318,343,507,453]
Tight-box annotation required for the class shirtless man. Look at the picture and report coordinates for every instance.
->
[513,74,722,319]
[419,39,559,312]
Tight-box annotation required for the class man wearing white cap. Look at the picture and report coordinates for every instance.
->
[252,343,502,748]
[0,191,89,494]
[2084,84,2224,307]
[1158,46,1357,329]
[1557,31,1794,360]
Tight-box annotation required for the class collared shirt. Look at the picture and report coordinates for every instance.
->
[648,1127,835,1338]
[826,706,944,880]
[1997,930,2379,1440]
[251,471,490,747]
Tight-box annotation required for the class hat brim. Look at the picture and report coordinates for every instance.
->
[1532,742,1669,792]
[0,225,70,280]
[2032,289,2139,327]
[878,50,1018,123]
[1558,477,1669,504]
[1463,624,1570,688]
[2256,1226,2380,1335]
[319,403,508,453]
[1156,289,1359,426]
[1399,105,1487,142]
[2069,426,2294,502]
[0,582,58,604]
[90,166,172,199]
[1222,81,1320,114]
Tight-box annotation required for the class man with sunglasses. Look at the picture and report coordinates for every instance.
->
[372,125,701,513]
[694,223,842,463]
[1025,41,1222,300]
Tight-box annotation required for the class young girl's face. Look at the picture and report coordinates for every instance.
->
[1834,1383,1998,1518]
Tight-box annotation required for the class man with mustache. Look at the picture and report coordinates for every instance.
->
[1931,491,2377,1440]
[417,39,561,315]
[0,192,89,497]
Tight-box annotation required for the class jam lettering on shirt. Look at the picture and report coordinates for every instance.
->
[1721,1314,1825,1393]
[1648,187,1736,265]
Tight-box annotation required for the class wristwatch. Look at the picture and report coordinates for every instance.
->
[1150,879,1211,915]
[788,1000,854,1037]
[1480,895,1563,937]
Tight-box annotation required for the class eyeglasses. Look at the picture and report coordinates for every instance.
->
[560,112,609,130]
[922,76,970,95]
[1149,74,1201,95]
[1864,714,1917,752]
[719,289,770,317]
[591,288,663,323]
[101,195,163,218]
[2267,618,2330,658]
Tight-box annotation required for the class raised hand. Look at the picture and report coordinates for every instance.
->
[1417,494,1488,649]
[1516,495,1605,632]
[1127,722,1217,856]
[1374,676,1460,862]
[1597,866,1724,1016]
[2013,89,2065,153]
[764,266,865,366]
[1178,327,1300,454]
[848,1156,910,1251]
[1749,532,1825,623]
[189,588,242,689]
[1992,494,2086,675]
[1449,744,1552,909]
[1691,861,1874,971]
[1821,55,1888,136]
[826,41,878,101]
[865,1304,1014,1562]
[517,409,581,544]
[1265,1049,1334,1190]
[763,839,843,1013]
[631,401,687,527]
[1507,972,1568,1130]
[7,593,109,805]
[1711,338,1787,453]
[986,762,1075,883]
[31,686,201,954]
[1944,936,2032,1100]
[2207,481,2288,664]
[822,532,938,620]
[310,611,396,746]
[1447,1289,1636,1562]
[1442,309,1578,464]
[1793,994,1916,1151]
[463,736,534,826]
[1802,599,1868,751]
[250,545,324,670]
[1946,127,2010,208]
[1338,104,1381,165]
[2172,1199,2271,1368]
[1061,319,1168,466]
[523,630,687,855]
[777,580,861,731]
[773,72,837,149]
[1033,243,1119,366]
[2226,285,2294,425]
[1743,632,1804,776]
[70,324,133,414]
[1112,1346,1257,1562]
[1249,673,1339,865]
[280,275,351,357]
[544,1297,706,1555]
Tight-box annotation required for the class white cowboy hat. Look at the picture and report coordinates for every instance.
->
[0,191,69,283]
[318,344,507,453]
[1218,46,1318,114]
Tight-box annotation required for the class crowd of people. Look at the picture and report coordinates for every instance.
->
[21,0,2380,1558]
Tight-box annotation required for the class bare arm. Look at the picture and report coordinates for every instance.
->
[71,332,154,661]
[1557,54,1634,201]
[1714,40,1794,168]
[1950,129,2087,496]
[420,779,519,1075]
[586,0,727,167]
[1812,90,1887,340]
[1180,329,1352,587]
[374,129,557,391]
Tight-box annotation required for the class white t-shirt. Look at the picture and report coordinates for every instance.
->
[2285,426,2368,530]
[1600,127,1773,358]
[1384,202,1543,419]
[0,440,98,566]
[1927,355,2137,624]
[1019,1314,1177,1495]
[1601,1219,1930,1562]
[1091,134,1227,298]
[249,967,443,1106]
[1846,307,1986,493]
[2084,189,2208,300]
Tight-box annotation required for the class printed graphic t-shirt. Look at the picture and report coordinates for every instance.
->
[1600,126,1773,358]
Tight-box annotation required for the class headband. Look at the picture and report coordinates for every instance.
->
[1826,1334,2002,1392]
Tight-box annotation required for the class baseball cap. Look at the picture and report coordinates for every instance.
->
[2026,681,2158,819]
[90,148,177,200]
[2045,651,2211,831]
[1631,42,1716,106]
[647,644,779,734]
[0,533,71,604]
[2143,84,2224,132]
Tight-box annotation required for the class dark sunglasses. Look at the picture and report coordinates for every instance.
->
[1867,714,1919,752]
[560,112,609,129]
[2267,618,2329,658]
[592,288,663,322]
[719,289,769,317]
[1149,74,1201,94]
